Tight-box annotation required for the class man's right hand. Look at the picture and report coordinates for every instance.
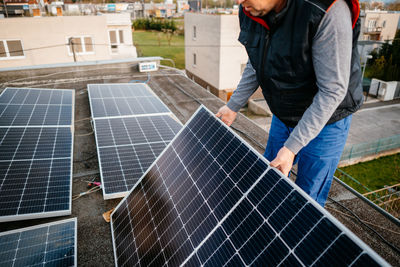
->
[216,105,237,126]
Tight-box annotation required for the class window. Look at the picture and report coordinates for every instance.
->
[109,29,124,53]
[193,26,196,39]
[382,20,386,28]
[0,40,24,59]
[193,53,196,66]
[368,20,377,31]
[67,36,94,55]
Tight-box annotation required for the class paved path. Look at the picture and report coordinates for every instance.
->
[246,102,400,147]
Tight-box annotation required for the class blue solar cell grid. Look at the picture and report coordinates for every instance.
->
[0,158,71,218]
[0,127,72,160]
[0,88,74,222]
[0,88,74,126]
[88,84,170,118]
[110,106,387,267]
[94,115,182,199]
[0,218,77,267]
[94,116,181,147]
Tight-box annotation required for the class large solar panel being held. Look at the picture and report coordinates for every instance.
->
[94,115,182,199]
[0,218,77,266]
[110,106,387,266]
[0,88,74,222]
[88,84,170,118]
[0,88,73,126]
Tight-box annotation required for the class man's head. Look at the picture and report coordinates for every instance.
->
[237,0,286,17]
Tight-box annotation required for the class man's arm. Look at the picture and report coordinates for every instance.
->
[216,60,259,126]
[271,0,353,175]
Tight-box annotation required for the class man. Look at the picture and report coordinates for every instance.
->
[216,0,363,206]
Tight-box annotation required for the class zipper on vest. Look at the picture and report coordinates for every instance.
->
[260,31,271,89]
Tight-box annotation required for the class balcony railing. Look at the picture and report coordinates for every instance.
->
[365,26,383,33]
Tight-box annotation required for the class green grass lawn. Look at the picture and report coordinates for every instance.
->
[133,31,185,69]
[335,153,400,194]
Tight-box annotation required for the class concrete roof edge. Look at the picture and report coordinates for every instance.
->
[0,57,163,73]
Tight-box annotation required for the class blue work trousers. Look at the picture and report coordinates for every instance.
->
[263,115,352,207]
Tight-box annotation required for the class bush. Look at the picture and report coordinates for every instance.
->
[132,18,177,33]
[366,30,400,81]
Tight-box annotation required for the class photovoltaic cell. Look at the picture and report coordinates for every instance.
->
[0,127,72,160]
[88,84,170,118]
[94,115,182,199]
[88,83,182,199]
[0,218,77,267]
[0,88,73,126]
[110,106,387,267]
[0,158,71,218]
[0,88,74,222]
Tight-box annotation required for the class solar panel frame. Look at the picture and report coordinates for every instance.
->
[87,83,171,119]
[0,88,74,223]
[0,217,77,267]
[110,105,388,267]
[93,114,182,200]
[0,87,74,127]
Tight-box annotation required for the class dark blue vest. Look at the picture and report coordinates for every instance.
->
[238,0,363,127]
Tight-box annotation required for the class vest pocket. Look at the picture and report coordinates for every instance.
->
[238,30,260,48]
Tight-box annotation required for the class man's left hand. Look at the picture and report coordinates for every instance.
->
[270,146,295,176]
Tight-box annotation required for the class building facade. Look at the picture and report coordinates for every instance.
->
[357,10,400,66]
[362,10,400,41]
[184,13,250,101]
[0,14,136,68]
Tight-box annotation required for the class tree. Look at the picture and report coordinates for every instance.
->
[367,30,400,81]
[386,0,400,11]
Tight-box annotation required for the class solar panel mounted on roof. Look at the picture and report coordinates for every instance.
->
[88,84,170,118]
[88,83,182,199]
[0,218,77,267]
[0,88,73,126]
[0,88,74,222]
[110,106,388,267]
[94,115,182,199]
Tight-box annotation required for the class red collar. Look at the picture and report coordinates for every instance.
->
[242,7,270,30]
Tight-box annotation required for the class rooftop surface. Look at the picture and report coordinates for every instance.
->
[0,60,399,266]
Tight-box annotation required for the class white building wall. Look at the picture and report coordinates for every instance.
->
[363,11,400,41]
[185,13,221,89]
[185,13,248,92]
[219,15,248,90]
[0,15,137,69]
[105,13,137,59]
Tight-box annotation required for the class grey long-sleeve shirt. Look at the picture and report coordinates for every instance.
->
[227,0,352,155]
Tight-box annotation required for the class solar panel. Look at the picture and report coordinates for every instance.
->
[0,218,77,267]
[88,84,170,118]
[110,106,388,267]
[0,127,72,160]
[0,88,73,126]
[94,115,182,199]
[0,88,74,222]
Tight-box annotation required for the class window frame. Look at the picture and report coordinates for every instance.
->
[108,29,125,54]
[0,39,25,60]
[193,25,197,40]
[66,36,95,56]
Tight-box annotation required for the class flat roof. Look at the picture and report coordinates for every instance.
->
[0,61,399,265]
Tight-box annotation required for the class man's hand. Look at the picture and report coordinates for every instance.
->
[216,105,237,126]
[270,146,295,176]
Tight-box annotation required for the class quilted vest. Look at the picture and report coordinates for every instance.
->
[238,0,363,127]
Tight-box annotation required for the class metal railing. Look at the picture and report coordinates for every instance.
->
[363,183,400,218]
[340,134,400,162]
